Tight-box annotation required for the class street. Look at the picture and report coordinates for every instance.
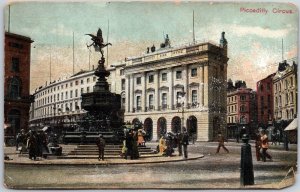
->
[4,142,297,189]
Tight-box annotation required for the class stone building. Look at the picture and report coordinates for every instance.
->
[256,73,275,128]
[273,60,297,121]
[123,33,229,141]
[4,32,34,140]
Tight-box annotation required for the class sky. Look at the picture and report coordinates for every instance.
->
[3,1,298,93]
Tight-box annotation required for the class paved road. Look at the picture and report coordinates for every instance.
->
[4,142,297,189]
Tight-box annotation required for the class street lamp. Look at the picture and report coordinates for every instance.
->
[178,91,186,133]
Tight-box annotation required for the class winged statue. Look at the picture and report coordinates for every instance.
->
[86,28,112,58]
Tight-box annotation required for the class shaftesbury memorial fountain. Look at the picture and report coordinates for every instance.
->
[63,28,123,144]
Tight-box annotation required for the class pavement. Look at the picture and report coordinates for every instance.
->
[3,141,297,166]
[4,142,204,165]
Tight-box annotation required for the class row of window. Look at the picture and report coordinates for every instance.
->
[227,116,247,124]
[35,101,81,117]
[274,92,294,108]
[135,68,198,85]
[35,87,92,107]
[227,105,248,113]
[274,76,294,93]
[135,90,198,109]
[227,95,246,103]
[36,76,97,99]
[275,108,295,120]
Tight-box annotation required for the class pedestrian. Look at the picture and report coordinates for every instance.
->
[16,132,21,151]
[216,132,229,153]
[158,135,166,155]
[255,131,261,161]
[27,130,37,160]
[121,137,127,158]
[260,130,272,162]
[182,128,189,158]
[125,131,133,159]
[131,130,139,159]
[176,132,183,156]
[96,134,105,161]
[284,131,289,151]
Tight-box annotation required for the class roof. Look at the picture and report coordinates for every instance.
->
[5,32,34,43]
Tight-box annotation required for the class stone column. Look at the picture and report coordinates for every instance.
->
[142,72,146,111]
[204,63,209,107]
[200,64,204,106]
[125,75,130,113]
[185,64,189,105]
[155,70,160,111]
[168,68,173,110]
[130,74,134,112]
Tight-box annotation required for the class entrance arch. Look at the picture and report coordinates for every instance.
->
[187,116,197,139]
[157,117,167,139]
[8,109,21,136]
[171,116,181,133]
[144,118,153,141]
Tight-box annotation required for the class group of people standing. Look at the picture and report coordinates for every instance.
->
[16,129,51,160]
[158,128,189,158]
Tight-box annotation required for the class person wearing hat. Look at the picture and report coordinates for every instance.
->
[181,127,189,158]
[96,134,106,161]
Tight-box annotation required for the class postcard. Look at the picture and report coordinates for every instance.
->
[3,0,298,190]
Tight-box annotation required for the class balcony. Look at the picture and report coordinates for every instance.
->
[136,106,142,112]
[158,104,168,111]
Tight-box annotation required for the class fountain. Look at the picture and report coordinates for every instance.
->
[63,28,124,144]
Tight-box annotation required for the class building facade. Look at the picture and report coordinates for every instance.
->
[227,88,257,138]
[4,32,34,139]
[273,60,297,121]
[123,35,228,141]
[30,70,97,130]
[256,73,275,128]
[30,33,229,142]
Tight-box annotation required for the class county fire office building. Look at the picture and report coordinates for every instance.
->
[30,32,229,141]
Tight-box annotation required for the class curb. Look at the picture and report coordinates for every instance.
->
[4,154,205,166]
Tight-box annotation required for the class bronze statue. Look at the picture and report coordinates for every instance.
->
[86,28,112,58]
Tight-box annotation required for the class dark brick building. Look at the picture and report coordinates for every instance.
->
[227,87,257,139]
[256,73,275,128]
[4,32,33,143]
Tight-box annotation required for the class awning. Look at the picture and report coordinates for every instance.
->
[284,118,298,131]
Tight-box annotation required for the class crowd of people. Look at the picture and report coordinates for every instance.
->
[16,129,61,160]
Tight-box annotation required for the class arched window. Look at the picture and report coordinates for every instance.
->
[8,77,21,99]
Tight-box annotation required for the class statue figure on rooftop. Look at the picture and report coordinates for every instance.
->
[86,28,112,58]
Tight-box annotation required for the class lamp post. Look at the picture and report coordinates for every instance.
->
[178,91,186,133]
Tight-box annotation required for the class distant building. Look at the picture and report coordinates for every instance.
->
[4,32,34,141]
[256,73,275,128]
[227,87,257,138]
[273,60,297,121]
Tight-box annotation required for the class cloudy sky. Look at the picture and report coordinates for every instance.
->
[4,1,298,92]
